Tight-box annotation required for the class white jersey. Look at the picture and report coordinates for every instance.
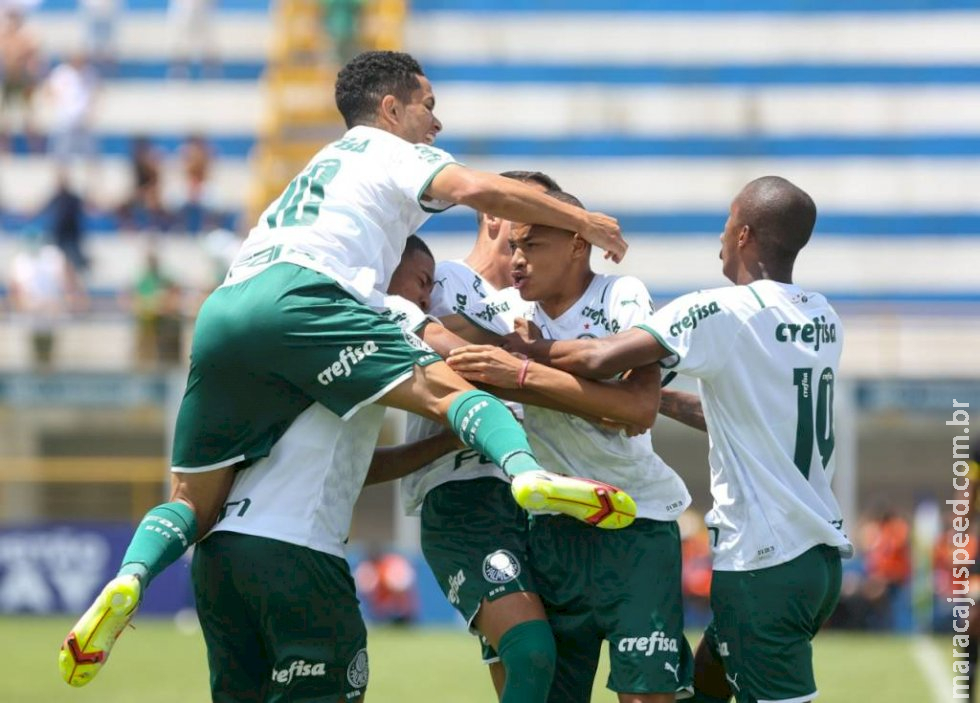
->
[473,274,692,522]
[210,295,431,557]
[638,280,852,571]
[224,126,456,307]
[400,261,517,516]
[429,259,494,317]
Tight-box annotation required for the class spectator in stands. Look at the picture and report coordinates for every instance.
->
[81,0,118,73]
[319,0,364,65]
[354,548,419,625]
[8,231,86,369]
[678,509,712,628]
[119,137,170,231]
[0,7,43,153]
[178,133,213,233]
[44,52,99,168]
[167,0,218,80]
[127,250,186,369]
[44,169,89,272]
[860,507,912,629]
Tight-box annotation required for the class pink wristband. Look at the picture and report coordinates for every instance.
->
[517,358,531,389]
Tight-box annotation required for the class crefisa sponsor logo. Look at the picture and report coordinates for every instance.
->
[668,301,720,336]
[616,631,679,656]
[271,659,327,685]
[317,341,379,385]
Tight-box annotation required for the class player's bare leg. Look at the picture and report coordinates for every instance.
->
[489,662,507,699]
[691,635,733,702]
[381,361,635,528]
[474,591,555,703]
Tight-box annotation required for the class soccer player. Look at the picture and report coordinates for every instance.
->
[448,189,694,703]
[430,169,560,317]
[58,50,632,695]
[402,171,560,703]
[476,177,852,703]
[399,174,656,703]
[189,235,455,702]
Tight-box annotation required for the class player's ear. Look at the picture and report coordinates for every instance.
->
[737,224,752,248]
[380,94,400,124]
[570,233,590,259]
[485,214,502,235]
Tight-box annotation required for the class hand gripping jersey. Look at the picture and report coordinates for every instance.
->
[210,295,432,558]
[636,280,853,571]
[224,126,456,307]
[470,274,692,522]
[399,261,521,516]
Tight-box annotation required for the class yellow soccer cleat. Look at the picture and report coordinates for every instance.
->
[511,470,637,529]
[59,574,141,687]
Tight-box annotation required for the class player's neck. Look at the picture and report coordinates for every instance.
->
[464,240,512,290]
[538,270,594,319]
[740,259,793,286]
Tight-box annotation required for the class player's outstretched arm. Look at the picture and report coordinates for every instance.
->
[659,389,707,432]
[510,327,669,380]
[425,165,628,262]
[439,313,504,345]
[365,431,463,485]
[447,345,660,429]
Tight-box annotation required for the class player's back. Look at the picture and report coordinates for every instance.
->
[680,280,852,570]
[228,126,454,305]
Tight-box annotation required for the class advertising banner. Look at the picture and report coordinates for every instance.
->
[0,523,194,615]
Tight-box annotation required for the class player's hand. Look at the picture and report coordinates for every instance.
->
[447,345,524,388]
[594,418,646,437]
[501,318,540,356]
[580,211,627,263]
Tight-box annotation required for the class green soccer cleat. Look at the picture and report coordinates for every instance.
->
[511,470,637,529]
[59,574,141,687]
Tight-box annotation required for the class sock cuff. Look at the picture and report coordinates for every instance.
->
[447,390,497,427]
[141,501,198,548]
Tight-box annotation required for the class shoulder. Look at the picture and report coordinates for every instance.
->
[603,275,652,301]
[672,285,762,318]
[434,260,473,280]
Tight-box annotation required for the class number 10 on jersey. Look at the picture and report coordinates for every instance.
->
[793,367,835,478]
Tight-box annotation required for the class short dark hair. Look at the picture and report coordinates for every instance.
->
[476,170,562,225]
[736,176,817,266]
[545,189,584,210]
[500,170,562,193]
[535,189,587,240]
[404,234,433,261]
[335,51,425,128]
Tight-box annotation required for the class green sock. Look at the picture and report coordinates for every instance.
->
[498,620,556,703]
[118,502,197,588]
[447,390,541,477]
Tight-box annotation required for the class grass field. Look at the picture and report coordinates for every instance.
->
[2,616,943,702]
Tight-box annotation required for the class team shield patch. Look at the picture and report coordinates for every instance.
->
[482,549,521,583]
[346,648,368,689]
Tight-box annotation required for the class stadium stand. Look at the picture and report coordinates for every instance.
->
[0,0,977,374]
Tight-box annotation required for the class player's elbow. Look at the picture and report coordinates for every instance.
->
[577,350,621,380]
[629,393,658,430]
[433,166,488,208]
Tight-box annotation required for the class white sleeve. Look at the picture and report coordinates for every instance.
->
[634,289,739,379]
[605,276,657,334]
[388,142,458,213]
[379,294,438,333]
[458,288,529,336]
